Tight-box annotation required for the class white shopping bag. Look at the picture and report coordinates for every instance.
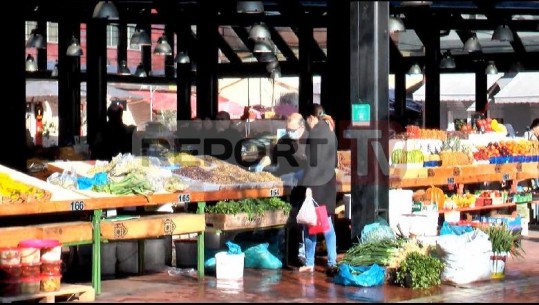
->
[296,188,317,226]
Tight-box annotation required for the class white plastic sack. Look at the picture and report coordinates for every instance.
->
[296,188,317,226]
[436,230,492,284]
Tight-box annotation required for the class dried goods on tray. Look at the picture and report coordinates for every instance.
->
[173,156,282,189]
[0,173,51,205]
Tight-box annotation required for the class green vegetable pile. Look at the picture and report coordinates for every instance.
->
[92,173,153,199]
[339,238,402,267]
[395,251,445,289]
[205,197,291,221]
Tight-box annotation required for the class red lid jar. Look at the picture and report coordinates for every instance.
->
[0,248,21,266]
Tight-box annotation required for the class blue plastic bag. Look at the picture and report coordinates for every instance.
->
[334,263,385,287]
[244,243,282,269]
[440,221,473,236]
[226,241,242,254]
[360,218,395,244]
[77,172,108,190]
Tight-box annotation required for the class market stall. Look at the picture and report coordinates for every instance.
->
[0,154,288,297]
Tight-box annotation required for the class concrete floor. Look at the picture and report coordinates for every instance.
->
[72,230,539,303]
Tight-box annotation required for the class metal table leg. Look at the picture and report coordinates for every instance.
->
[92,209,103,295]
[197,202,206,278]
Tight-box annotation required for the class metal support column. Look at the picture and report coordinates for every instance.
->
[87,19,108,154]
[423,16,441,128]
[141,23,152,76]
[58,21,81,147]
[177,21,192,121]
[395,66,407,128]
[117,22,128,72]
[165,25,175,79]
[36,20,47,72]
[475,62,488,114]
[322,0,351,149]
[196,1,218,120]
[298,21,313,117]
[348,1,390,239]
[0,5,25,171]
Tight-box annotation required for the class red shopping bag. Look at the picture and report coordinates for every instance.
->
[308,204,330,235]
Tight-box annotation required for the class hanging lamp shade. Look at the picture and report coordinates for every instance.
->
[25,54,38,72]
[249,24,271,41]
[130,26,152,48]
[117,60,131,75]
[439,51,456,69]
[133,63,148,77]
[66,36,83,56]
[175,51,190,64]
[154,35,172,55]
[492,25,514,42]
[92,1,119,20]
[26,29,45,49]
[253,40,273,53]
[407,63,422,75]
[389,17,405,33]
[236,1,264,14]
[51,60,59,77]
[266,60,279,73]
[463,33,482,52]
[259,53,277,63]
[270,67,281,79]
[485,61,498,75]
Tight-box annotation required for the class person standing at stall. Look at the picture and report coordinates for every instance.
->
[298,104,338,275]
[92,102,136,161]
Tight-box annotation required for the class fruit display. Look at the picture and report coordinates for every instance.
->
[473,140,539,161]
[405,125,447,140]
[425,186,445,211]
[166,152,212,168]
[439,137,474,166]
[391,149,424,165]
[0,173,51,205]
[447,193,476,209]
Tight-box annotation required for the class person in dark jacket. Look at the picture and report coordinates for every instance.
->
[299,104,338,275]
[92,102,136,160]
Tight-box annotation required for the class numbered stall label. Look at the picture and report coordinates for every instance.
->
[70,201,85,211]
[269,188,280,197]
[178,193,191,204]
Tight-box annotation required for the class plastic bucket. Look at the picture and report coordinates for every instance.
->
[215,252,244,280]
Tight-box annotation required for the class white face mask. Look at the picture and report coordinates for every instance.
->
[287,128,302,139]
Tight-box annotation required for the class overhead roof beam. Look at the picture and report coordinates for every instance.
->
[215,29,242,64]
[277,0,326,62]
[231,25,259,62]
[267,26,298,63]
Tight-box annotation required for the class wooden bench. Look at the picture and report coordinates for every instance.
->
[0,284,94,303]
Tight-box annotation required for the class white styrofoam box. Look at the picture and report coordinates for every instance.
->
[343,194,351,220]
[397,212,438,237]
[389,189,414,233]
[215,251,245,280]
[444,210,461,223]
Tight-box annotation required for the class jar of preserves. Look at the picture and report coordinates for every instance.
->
[19,277,41,295]
[20,263,41,278]
[40,274,61,292]
[0,248,21,266]
[0,264,21,280]
[40,241,61,263]
[18,247,40,265]
[40,261,61,275]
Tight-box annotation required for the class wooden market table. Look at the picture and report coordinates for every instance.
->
[0,162,284,295]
